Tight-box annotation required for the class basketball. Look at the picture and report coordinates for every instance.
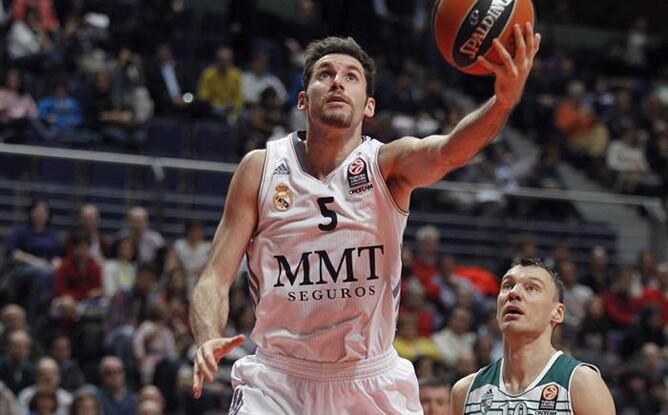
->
[432,0,535,76]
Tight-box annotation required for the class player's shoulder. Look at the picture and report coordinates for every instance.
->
[452,372,476,395]
[239,149,267,171]
[450,373,477,415]
[570,364,604,389]
[570,364,616,415]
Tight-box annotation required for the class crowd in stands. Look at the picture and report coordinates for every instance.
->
[0,0,666,414]
[0,199,666,414]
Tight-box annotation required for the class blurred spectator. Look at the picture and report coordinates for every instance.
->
[227,0,257,66]
[54,233,102,304]
[554,80,609,174]
[28,386,59,415]
[399,283,436,337]
[145,43,196,117]
[68,390,103,415]
[412,225,440,287]
[47,334,85,393]
[110,47,153,127]
[418,378,450,415]
[244,86,288,153]
[430,254,481,321]
[602,266,640,330]
[64,205,110,261]
[0,380,21,415]
[393,312,440,363]
[103,237,137,299]
[634,249,657,293]
[615,368,654,414]
[640,262,668,324]
[432,307,476,367]
[241,53,288,106]
[4,199,61,317]
[581,246,613,294]
[132,303,177,384]
[12,0,60,32]
[0,304,28,354]
[0,67,50,142]
[37,81,97,144]
[558,260,593,338]
[95,356,137,415]
[525,145,582,221]
[18,357,73,415]
[625,17,649,75]
[116,207,165,267]
[620,304,665,358]
[7,6,61,73]
[173,219,210,284]
[0,330,36,395]
[137,399,162,415]
[606,125,660,194]
[137,385,164,410]
[196,47,244,121]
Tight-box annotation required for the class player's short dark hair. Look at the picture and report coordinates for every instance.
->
[302,36,376,97]
[418,377,452,389]
[509,258,564,303]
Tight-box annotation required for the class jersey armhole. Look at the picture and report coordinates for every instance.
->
[373,143,409,216]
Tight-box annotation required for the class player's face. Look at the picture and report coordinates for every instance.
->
[420,386,450,415]
[496,265,564,336]
[298,53,375,130]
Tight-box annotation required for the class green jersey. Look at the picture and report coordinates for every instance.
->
[463,351,597,415]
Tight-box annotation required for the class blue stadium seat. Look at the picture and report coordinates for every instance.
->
[89,163,129,189]
[193,121,235,162]
[38,158,78,184]
[194,171,230,196]
[146,118,185,157]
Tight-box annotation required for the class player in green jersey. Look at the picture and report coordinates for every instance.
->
[450,258,615,415]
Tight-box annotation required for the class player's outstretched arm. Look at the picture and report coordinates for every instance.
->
[449,373,475,415]
[379,23,540,202]
[570,366,616,415]
[189,149,265,398]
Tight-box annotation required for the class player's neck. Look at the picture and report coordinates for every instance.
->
[501,335,557,395]
[303,124,363,179]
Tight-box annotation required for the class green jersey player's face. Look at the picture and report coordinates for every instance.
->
[298,53,375,130]
[496,265,564,336]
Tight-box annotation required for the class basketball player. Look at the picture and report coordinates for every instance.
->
[450,258,615,415]
[190,23,541,414]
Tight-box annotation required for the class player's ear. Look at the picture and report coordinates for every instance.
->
[364,97,375,118]
[551,302,565,325]
[297,91,307,111]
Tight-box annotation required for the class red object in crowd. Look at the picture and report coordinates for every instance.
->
[12,0,60,32]
[55,256,102,300]
[455,266,500,296]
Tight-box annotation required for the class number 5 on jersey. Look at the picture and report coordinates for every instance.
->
[317,197,338,231]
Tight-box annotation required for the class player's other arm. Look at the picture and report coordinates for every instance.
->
[449,373,475,415]
[379,24,540,195]
[570,366,616,415]
[189,149,265,397]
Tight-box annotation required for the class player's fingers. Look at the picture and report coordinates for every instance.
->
[513,24,526,65]
[196,349,215,382]
[492,39,517,77]
[213,334,247,360]
[192,366,202,399]
[477,56,502,75]
[525,22,535,54]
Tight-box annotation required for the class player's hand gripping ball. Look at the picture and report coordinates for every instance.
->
[432,0,535,75]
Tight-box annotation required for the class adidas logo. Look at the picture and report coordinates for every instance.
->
[272,162,290,175]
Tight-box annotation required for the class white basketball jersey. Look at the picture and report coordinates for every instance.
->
[246,132,408,363]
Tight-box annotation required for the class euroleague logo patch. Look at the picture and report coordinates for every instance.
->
[272,184,292,211]
[347,158,373,195]
[537,383,559,411]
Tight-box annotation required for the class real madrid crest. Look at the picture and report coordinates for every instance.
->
[272,184,292,211]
